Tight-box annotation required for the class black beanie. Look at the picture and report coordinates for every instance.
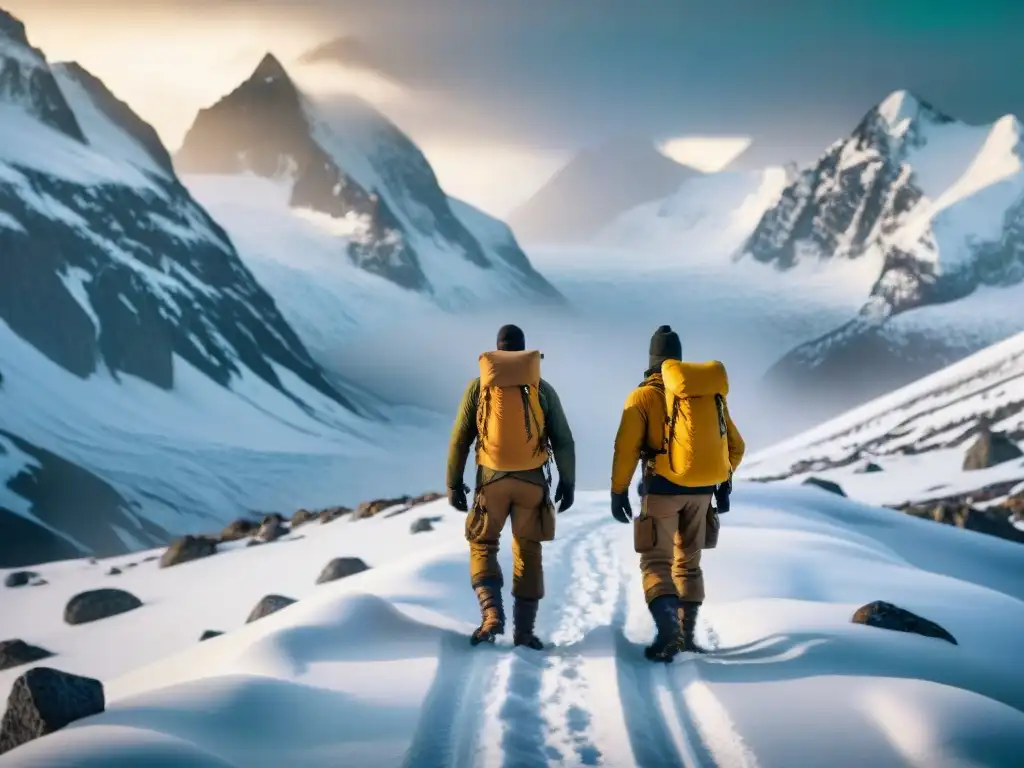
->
[496,324,526,352]
[648,324,682,371]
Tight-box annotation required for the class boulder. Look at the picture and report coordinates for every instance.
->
[0,667,104,755]
[246,594,297,623]
[252,515,287,544]
[318,506,351,524]
[106,567,122,576]
[851,601,957,645]
[4,571,38,588]
[160,535,218,568]
[220,518,259,542]
[0,640,53,671]
[855,462,884,474]
[291,508,315,529]
[963,426,1023,471]
[410,491,443,506]
[64,588,142,625]
[199,630,223,642]
[409,517,436,534]
[142,555,159,563]
[316,557,370,585]
[353,496,411,520]
[801,477,847,496]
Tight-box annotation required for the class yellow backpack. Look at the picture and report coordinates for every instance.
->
[475,350,550,472]
[651,360,731,487]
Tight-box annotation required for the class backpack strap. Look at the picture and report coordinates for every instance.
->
[714,394,727,438]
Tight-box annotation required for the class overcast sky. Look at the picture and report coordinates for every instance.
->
[8,0,1024,214]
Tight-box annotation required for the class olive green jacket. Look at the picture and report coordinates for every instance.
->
[447,377,575,491]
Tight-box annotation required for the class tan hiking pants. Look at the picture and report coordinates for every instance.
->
[465,477,550,600]
[637,493,713,604]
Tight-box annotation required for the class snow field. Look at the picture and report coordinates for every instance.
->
[3,485,1024,767]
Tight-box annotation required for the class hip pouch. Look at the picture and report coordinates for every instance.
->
[511,495,557,543]
[704,504,720,550]
[465,494,488,543]
[633,500,657,553]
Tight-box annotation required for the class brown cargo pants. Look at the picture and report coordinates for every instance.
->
[465,477,550,600]
[638,493,713,604]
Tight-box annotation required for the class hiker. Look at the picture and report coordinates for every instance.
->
[610,325,745,661]
[447,324,576,649]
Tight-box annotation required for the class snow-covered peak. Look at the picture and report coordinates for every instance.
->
[876,90,922,136]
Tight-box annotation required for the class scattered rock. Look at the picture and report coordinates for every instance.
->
[246,594,297,623]
[64,588,143,625]
[160,535,218,568]
[4,571,37,589]
[801,477,847,497]
[353,496,411,520]
[963,424,1024,471]
[316,557,370,584]
[106,567,122,576]
[855,462,884,474]
[126,562,137,569]
[410,491,443,506]
[199,630,223,642]
[30,580,47,587]
[220,518,259,542]
[899,501,1024,544]
[142,555,159,563]
[318,506,351,524]
[87,558,98,565]
[0,667,105,755]
[252,514,287,544]
[851,601,957,645]
[409,517,435,534]
[291,508,315,529]
[0,640,54,671]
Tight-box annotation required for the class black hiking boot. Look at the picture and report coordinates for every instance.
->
[644,594,681,662]
[470,581,505,646]
[512,597,544,650]
[678,600,708,654]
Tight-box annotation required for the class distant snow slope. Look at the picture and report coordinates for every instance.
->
[507,135,702,244]
[3,487,1024,766]
[0,9,440,566]
[744,332,1024,507]
[750,90,1024,418]
[175,54,560,307]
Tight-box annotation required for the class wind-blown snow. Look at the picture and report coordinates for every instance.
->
[3,486,1023,766]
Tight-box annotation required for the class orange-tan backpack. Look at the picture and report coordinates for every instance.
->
[475,350,550,472]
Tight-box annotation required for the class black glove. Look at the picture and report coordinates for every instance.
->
[554,479,574,513]
[448,485,469,512]
[611,491,633,523]
[715,477,732,513]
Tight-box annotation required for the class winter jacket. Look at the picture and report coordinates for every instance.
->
[447,378,575,491]
[611,370,744,495]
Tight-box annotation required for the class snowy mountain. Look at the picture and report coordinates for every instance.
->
[747,91,1024,414]
[175,54,560,307]
[3,488,1024,765]
[507,135,702,244]
[0,10,427,567]
[743,331,1024,512]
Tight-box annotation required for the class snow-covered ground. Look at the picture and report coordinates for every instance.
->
[3,484,1024,767]
[743,332,1024,507]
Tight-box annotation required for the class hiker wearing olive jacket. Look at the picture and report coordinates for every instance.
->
[447,324,576,649]
[610,325,745,661]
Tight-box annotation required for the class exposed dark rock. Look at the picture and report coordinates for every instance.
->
[105,567,121,576]
[199,630,223,642]
[353,496,411,520]
[252,514,287,543]
[4,571,37,588]
[291,508,315,528]
[801,477,847,497]
[898,501,1024,544]
[246,594,297,623]
[410,491,444,506]
[316,557,370,584]
[159,535,218,568]
[219,518,259,542]
[318,506,351,524]
[856,462,884,474]
[851,601,957,645]
[963,424,1023,470]
[142,555,159,563]
[409,517,436,534]
[0,640,53,671]
[0,667,104,755]
[64,588,142,625]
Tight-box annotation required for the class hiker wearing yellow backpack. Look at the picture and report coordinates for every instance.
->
[610,325,745,661]
[447,324,576,649]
